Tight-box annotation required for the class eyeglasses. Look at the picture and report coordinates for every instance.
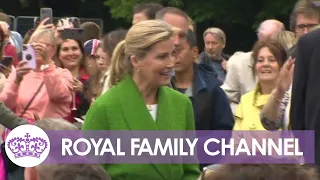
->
[295,24,319,32]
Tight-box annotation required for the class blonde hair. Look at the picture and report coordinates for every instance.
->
[276,31,297,50]
[108,20,176,87]
[203,27,226,45]
[29,29,55,44]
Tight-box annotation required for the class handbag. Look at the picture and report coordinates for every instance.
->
[1,82,44,173]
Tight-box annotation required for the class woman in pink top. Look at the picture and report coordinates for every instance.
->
[0,29,73,123]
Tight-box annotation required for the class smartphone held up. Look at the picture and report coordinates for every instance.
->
[40,8,53,25]
[22,44,37,70]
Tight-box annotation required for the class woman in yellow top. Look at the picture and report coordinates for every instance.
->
[233,40,287,130]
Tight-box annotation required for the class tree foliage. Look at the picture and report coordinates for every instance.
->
[104,0,296,29]
[1,0,298,53]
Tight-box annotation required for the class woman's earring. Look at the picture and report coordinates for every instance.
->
[137,69,140,72]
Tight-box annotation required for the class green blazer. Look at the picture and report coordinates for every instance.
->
[82,75,200,180]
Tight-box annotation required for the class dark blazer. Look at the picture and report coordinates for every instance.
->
[171,63,234,170]
[290,29,320,164]
[171,63,234,131]
[83,75,200,180]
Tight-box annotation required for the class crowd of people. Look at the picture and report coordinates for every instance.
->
[0,0,320,179]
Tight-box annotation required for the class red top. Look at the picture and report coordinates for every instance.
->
[4,43,19,67]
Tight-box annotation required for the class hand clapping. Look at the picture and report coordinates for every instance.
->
[276,57,295,93]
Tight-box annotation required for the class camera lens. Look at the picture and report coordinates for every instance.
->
[26,54,32,61]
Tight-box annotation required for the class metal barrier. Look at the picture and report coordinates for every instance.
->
[8,15,15,29]
[14,16,36,36]
[12,16,104,36]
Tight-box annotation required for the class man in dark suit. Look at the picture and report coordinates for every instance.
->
[290,28,320,166]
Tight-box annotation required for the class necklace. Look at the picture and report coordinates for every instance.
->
[147,105,153,111]
[249,123,256,130]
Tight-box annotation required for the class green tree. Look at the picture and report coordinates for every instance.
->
[104,0,298,52]
[104,0,296,29]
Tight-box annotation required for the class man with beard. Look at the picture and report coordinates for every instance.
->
[199,28,228,84]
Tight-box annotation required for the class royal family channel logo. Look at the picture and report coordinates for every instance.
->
[5,125,50,167]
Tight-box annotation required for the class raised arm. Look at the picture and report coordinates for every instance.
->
[0,62,32,109]
[42,64,73,103]
[29,40,73,104]
[260,58,294,130]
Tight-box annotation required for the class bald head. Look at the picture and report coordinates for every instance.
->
[257,19,285,41]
